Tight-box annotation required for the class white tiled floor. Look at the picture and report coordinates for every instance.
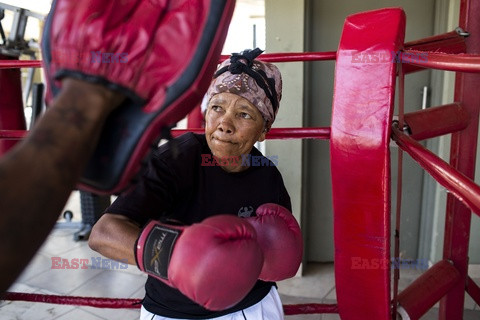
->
[1,193,480,319]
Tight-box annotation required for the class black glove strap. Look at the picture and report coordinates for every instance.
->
[140,224,181,279]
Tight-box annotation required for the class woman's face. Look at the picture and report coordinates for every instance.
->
[205,92,267,171]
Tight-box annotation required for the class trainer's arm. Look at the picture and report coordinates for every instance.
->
[89,213,140,265]
[0,78,123,294]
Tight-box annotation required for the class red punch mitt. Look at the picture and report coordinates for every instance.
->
[42,0,235,194]
[135,215,264,311]
[246,203,303,281]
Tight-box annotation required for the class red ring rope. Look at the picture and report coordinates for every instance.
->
[0,52,338,70]
[220,52,337,62]
[2,50,479,73]
[171,127,331,139]
[2,292,141,309]
[0,60,42,69]
[0,130,27,139]
[2,292,338,315]
[0,128,332,140]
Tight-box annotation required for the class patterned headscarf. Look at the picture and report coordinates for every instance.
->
[202,48,282,125]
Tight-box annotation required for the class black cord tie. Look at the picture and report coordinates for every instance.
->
[214,48,279,114]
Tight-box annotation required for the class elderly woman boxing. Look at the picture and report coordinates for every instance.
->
[89,48,303,320]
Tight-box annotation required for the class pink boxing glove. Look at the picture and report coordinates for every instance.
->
[135,215,264,311]
[246,203,303,281]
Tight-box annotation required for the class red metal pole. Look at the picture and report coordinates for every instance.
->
[0,129,27,139]
[397,260,460,320]
[403,31,467,74]
[392,126,480,218]
[466,276,480,306]
[186,104,204,129]
[403,103,469,141]
[440,0,480,319]
[0,59,42,69]
[404,30,466,52]
[403,50,480,73]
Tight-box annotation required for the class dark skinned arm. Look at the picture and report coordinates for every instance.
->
[89,213,140,265]
[0,78,124,293]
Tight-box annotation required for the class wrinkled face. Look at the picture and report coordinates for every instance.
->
[205,92,267,169]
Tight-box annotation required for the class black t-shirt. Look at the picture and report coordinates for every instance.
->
[107,132,291,318]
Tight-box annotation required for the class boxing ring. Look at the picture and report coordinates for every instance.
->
[1,2,480,319]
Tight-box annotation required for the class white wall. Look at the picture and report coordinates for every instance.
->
[265,0,305,272]
[222,0,265,53]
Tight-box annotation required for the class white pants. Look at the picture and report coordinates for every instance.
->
[140,286,284,320]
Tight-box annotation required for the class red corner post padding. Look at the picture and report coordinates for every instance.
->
[330,8,405,320]
[0,54,26,155]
